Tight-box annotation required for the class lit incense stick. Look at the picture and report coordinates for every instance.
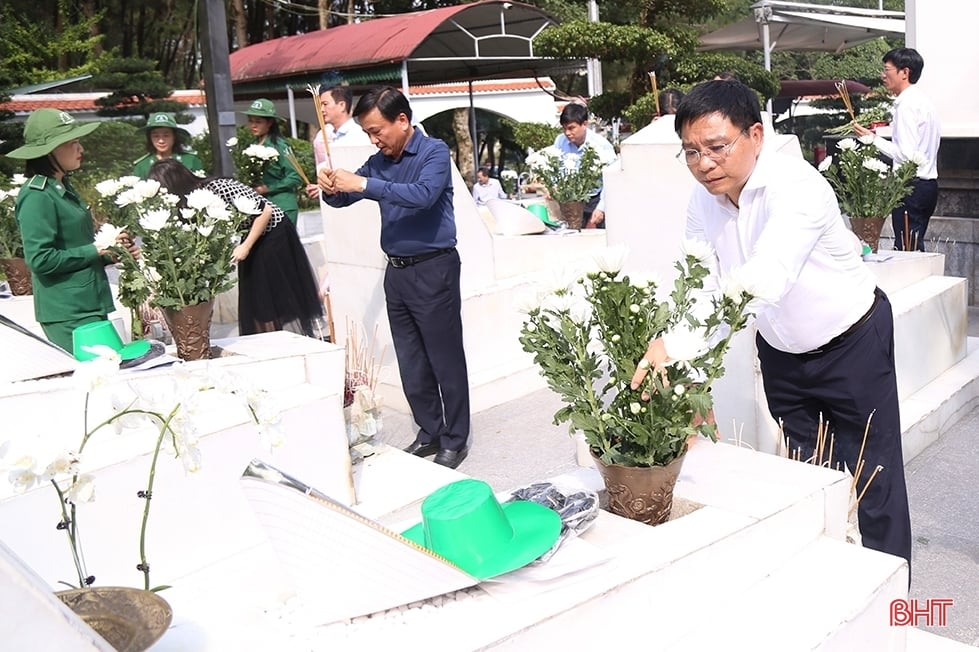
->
[285,150,311,185]
[306,83,334,169]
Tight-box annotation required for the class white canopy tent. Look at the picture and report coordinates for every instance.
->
[699,1,905,71]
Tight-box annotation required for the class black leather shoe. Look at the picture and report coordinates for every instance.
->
[434,446,469,469]
[403,439,439,457]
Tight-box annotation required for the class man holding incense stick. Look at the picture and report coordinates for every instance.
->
[632,80,912,573]
[855,48,940,252]
[318,86,471,470]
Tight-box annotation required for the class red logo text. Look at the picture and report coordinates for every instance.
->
[890,599,953,627]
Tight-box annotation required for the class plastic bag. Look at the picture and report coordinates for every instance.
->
[506,481,600,564]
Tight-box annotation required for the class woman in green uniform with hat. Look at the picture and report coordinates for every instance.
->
[242,98,302,225]
[7,109,139,353]
[132,112,204,179]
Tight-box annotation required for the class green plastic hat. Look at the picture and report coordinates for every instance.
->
[6,109,101,160]
[401,478,561,580]
[72,320,152,363]
[242,98,278,118]
[141,113,190,138]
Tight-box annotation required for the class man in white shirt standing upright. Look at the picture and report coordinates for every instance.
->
[855,48,941,251]
[307,85,374,199]
[631,80,912,574]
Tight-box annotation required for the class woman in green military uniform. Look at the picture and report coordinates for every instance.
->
[132,112,204,179]
[7,109,139,353]
[242,99,302,225]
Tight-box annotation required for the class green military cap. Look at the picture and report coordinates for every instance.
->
[242,98,278,118]
[141,112,191,137]
[6,109,100,159]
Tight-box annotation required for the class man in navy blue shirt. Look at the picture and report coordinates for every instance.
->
[318,86,471,469]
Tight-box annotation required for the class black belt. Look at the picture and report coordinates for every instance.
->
[387,247,455,268]
[804,288,882,355]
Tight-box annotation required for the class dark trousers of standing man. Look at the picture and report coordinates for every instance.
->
[755,288,912,570]
[891,177,939,252]
[383,248,471,451]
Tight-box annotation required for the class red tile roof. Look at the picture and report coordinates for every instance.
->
[0,91,207,114]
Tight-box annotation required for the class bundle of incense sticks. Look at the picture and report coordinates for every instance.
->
[306,83,334,169]
[835,79,856,123]
[649,71,660,116]
[284,150,311,185]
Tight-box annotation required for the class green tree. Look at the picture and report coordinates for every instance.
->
[90,58,188,122]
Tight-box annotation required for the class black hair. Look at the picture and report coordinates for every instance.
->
[477,166,491,177]
[559,102,589,126]
[658,88,685,116]
[24,155,59,178]
[674,80,762,138]
[321,85,354,114]
[714,71,740,82]
[143,126,192,156]
[146,159,217,207]
[883,47,924,84]
[354,86,412,122]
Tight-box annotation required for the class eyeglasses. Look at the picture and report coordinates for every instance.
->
[882,65,899,74]
[677,131,747,166]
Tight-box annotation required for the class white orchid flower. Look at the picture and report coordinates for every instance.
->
[73,350,121,392]
[93,223,125,251]
[66,474,97,503]
[139,208,170,232]
[7,468,41,494]
[662,324,709,363]
[42,451,81,480]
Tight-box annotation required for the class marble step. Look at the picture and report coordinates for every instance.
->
[666,536,908,651]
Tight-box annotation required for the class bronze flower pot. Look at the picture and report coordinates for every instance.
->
[55,586,172,651]
[162,299,214,361]
[557,201,585,230]
[848,216,886,253]
[0,257,33,295]
[590,451,686,526]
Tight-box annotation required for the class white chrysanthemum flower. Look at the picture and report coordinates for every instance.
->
[541,292,574,315]
[909,151,927,166]
[233,196,262,215]
[858,133,876,145]
[95,179,123,197]
[66,474,97,503]
[680,238,715,264]
[862,158,890,174]
[628,271,661,290]
[0,189,8,202]
[593,245,628,275]
[206,201,232,222]
[567,297,591,326]
[500,169,518,180]
[226,136,238,147]
[197,224,214,237]
[118,176,141,187]
[186,188,221,211]
[6,187,19,198]
[513,289,543,314]
[179,207,196,221]
[629,402,642,415]
[114,188,142,207]
[817,156,833,172]
[134,179,161,200]
[93,223,124,251]
[562,153,580,172]
[139,208,170,232]
[162,192,180,206]
[837,138,858,151]
[722,264,781,305]
[11,174,28,186]
[142,264,161,283]
[662,324,709,362]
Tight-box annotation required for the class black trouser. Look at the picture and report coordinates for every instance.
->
[755,289,912,570]
[583,193,603,229]
[891,177,938,252]
[383,248,471,451]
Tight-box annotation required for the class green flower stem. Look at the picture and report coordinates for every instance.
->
[51,480,87,588]
[138,407,179,591]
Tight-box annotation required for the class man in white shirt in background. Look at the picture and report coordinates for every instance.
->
[471,166,507,206]
[552,102,618,229]
[855,48,940,251]
[307,85,373,199]
[632,80,912,573]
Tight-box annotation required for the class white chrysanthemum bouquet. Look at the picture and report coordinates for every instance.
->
[818,135,919,220]
[519,243,762,467]
[524,144,614,203]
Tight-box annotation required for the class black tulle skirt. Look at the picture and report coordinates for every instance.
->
[237,218,323,336]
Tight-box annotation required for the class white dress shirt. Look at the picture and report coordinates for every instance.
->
[553,130,618,212]
[472,178,507,205]
[686,149,876,354]
[313,117,373,168]
[871,84,940,180]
